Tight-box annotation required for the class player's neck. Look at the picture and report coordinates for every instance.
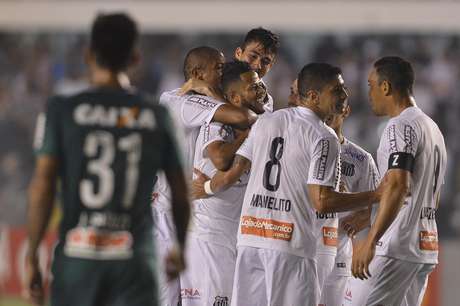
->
[388,95,416,117]
[90,68,131,89]
[334,127,345,144]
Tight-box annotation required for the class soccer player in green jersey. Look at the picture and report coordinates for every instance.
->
[24,13,190,306]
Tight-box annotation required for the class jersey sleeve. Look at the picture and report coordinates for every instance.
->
[236,120,259,161]
[201,122,227,155]
[159,107,183,173]
[360,154,381,192]
[34,97,62,157]
[181,95,224,128]
[385,120,419,172]
[307,136,341,188]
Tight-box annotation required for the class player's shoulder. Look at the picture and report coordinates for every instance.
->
[342,138,374,165]
[183,93,224,109]
[159,88,181,105]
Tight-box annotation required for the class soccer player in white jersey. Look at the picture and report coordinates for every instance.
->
[235,27,279,112]
[349,57,447,306]
[152,47,256,306]
[192,63,384,305]
[180,61,266,306]
[318,102,380,306]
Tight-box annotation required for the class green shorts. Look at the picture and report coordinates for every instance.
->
[50,247,159,306]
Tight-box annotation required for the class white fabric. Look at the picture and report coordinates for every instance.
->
[180,235,236,306]
[153,90,224,212]
[344,255,435,306]
[152,207,180,306]
[235,107,341,259]
[374,106,447,264]
[190,122,249,249]
[319,272,349,306]
[231,246,318,306]
[317,253,336,296]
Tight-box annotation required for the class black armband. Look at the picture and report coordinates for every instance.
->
[388,152,415,172]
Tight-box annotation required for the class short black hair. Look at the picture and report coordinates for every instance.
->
[374,56,414,95]
[183,46,221,81]
[297,63,342,97]
[242,27,280,55]
[90,13,138,72]
[221,60,252,96]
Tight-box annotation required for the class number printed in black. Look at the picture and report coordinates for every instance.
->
[433,145,441,196]
[263,137,284,191]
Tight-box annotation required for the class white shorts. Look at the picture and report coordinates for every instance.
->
[231,246,318,306]
[319,272,349,306]
[344,255,435,306]
[317,253,336,297]
[180,235,236,306]
[152,204,180,306]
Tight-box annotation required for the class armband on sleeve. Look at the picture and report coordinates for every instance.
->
[388,152,415,172]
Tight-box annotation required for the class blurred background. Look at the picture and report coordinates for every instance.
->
[0,1,459,305]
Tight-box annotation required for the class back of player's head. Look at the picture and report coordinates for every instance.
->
[373,56,414,95]
[242,27,280,55]
[297,63,342,97]
[221,60,253,96]
[90,13,138,72]
[183,46,221,81]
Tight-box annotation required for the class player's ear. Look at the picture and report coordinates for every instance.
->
[306,89,319,105]
[234,47,243,60]
[381,80,391,96]
[343,104,351,118]
[191,67,203,80]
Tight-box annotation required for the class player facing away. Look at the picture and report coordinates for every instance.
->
[319,102,380,306]
[192,63,385,305]
[180,61,266,306]
[235,27,279,112]
[24,13,191,306]
[151,47,255,306]
[349,57,447,306]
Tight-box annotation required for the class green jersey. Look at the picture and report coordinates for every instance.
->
[35,87,182,260]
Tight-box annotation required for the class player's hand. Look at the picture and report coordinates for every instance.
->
[23,255,44,306]
[340,209,370,237]
[191,168,211,199]
[351,239,375,280]
[164,245,186,281]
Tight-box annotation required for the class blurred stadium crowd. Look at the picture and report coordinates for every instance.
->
[0,32,459,238]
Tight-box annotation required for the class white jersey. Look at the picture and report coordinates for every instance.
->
[153,90,224,211]
[335,139,379,265]
[236,107,341,259]
[190,122,249,248]
[374,106,447,264]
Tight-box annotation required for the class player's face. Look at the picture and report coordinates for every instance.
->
[319,74,349,117]
[235,42,275,78]
[368,68,385,116]
[237,71,267,114]
[202,52,225,89]
[288,79,300,107]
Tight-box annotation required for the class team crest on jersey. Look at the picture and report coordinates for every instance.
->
[219,125,233,139]
[341,161,355,177]
[213,296,229,306]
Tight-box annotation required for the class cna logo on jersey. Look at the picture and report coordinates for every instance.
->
[181,288,201,300]
[73,104,157,130]
[213,296,229,306]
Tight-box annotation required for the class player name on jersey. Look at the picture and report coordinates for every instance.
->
[249,193,292,212]
[74,103,157,130]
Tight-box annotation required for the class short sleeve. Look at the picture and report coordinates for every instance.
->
[235,120,259,161]
[201,122,228,154]
[307,137,340,188]
[181,95,224,128]
[34,97,61,157]
[361,154,381,191]
[159,107,183,172]
[385,120,419,172]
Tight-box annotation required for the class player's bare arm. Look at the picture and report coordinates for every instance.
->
[25,156,59,305]
[307,183,383,214]
[206,129,249,171]
[352,169,410,280]
[213,104,257,129]
[192,155,251,199]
